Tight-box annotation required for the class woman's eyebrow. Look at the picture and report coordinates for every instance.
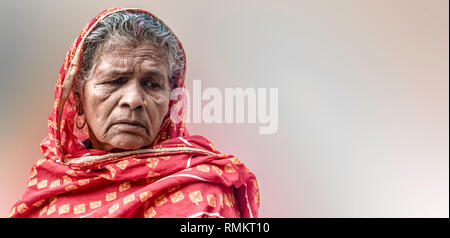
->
[103,69,134,77]
[143,69,165,79]
[102,68,164,76]
[98,67,166,82]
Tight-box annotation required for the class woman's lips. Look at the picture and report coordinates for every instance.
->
[112,121,147,133]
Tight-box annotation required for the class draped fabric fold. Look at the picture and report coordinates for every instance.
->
[9,7,259,218]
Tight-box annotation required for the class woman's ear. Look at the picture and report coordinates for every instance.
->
[73,92,83,115]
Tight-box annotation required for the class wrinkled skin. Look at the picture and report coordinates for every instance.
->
[78,42,170,152]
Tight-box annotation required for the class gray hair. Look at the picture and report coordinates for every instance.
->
[74,10,184,97]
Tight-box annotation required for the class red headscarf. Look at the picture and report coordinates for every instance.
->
[9,7,259,218]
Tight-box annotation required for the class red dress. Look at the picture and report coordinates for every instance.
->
[9,7,259,218]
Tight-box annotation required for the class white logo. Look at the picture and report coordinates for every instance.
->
[170,80,278,134]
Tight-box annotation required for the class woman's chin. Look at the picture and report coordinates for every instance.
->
[107,140,150,152]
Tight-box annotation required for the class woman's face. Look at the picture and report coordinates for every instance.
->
[81,42,170,152]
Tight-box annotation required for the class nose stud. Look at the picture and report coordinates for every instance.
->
[143,100,147,106]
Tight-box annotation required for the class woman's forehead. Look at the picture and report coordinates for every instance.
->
[100,42,167,63]
[93,43,169,76]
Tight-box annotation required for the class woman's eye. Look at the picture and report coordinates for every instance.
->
[142,79,161,89]
[108,77,127,85]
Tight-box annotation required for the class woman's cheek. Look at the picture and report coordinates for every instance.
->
[92,85,112,104]
[158,91,171,112]
[91,86,114,112]
[84,85,111,134]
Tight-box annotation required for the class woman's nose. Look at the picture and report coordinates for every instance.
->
[119,81,145,110]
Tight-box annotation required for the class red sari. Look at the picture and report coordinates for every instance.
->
[9,7,259,218]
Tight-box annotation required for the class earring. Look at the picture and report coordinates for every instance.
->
[76,114,87,129]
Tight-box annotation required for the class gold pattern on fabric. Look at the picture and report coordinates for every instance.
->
[196,165,210,172]
[49,196,57,205]
[36,159,46,166]
[139,191,152,202]
[167,185,180,193]
[78,179,90,186]
[47,204,56,215]
[74,204,86,214]
[207,194,216,208]
[106,192,116,201]
[29,167,37,178]
[144,207,156,218]
[189,191,203,205]
[224,193,232,207]
[37,179,48,189]
[154,194,168,206]
[170,191,184,203]
[116,160,129,170]
[224,164,236,173]
[65,184,78,192]
[123,194,135,204]
[58,204,70,215]
[212,165,223,175]
[255,190,260,204]
[146,171,160,179]
[66,169,77,177]
[90,200,102,209]
[17,203,28,214]
[62,175,72,184]
[145,158,159,169]
[108,203,120,215]
[99,174,110,180]
[119,181,131,192]
[219,193,224,208]
[230,157,242,164]
[50,179,61,188]
[28,178,37,187]
[9,207,16,218]
[106,165,116,178]
[33,199,46,208]
[159,156,171,160]
[39,206,47,216]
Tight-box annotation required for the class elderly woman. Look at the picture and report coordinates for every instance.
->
[10,7,259,218]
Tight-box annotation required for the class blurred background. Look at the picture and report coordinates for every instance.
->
[0,0,448,217]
